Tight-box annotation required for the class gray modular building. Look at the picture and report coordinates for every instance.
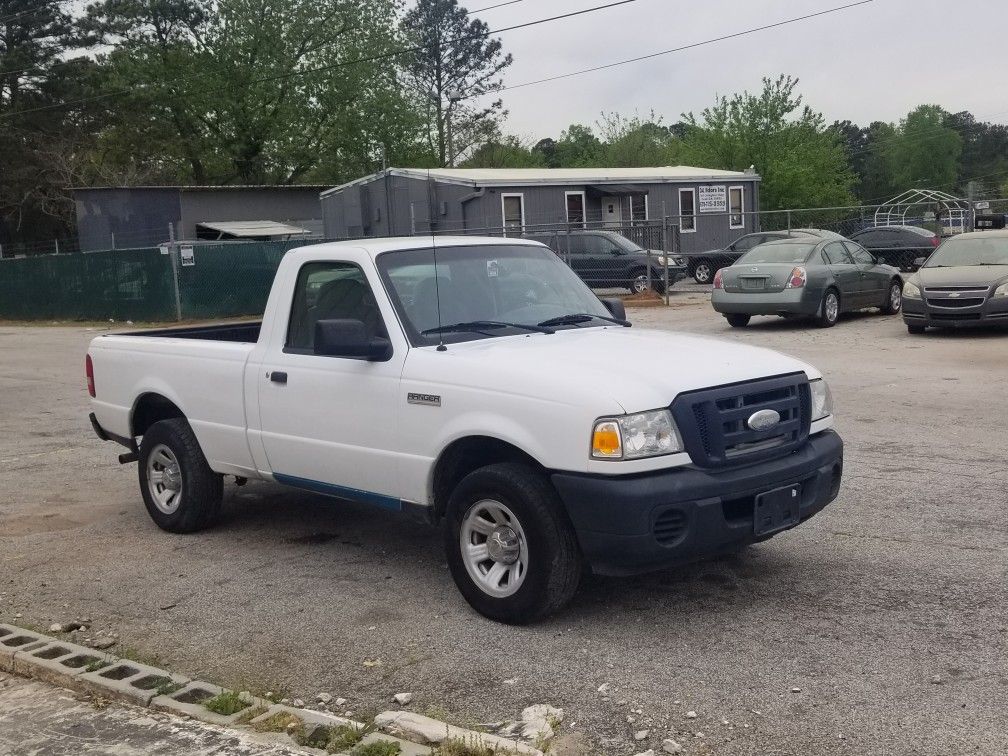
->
[320,166,761,253]
[73,185,332,252]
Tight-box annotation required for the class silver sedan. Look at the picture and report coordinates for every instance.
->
[710,236,904,327]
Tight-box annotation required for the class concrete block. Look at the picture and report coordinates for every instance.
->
[0,625,48,674]
[375,711,543,755]
[77,658,189,706]
[247,704,363,743]
[150,681,264,727]
[11,639,111,688]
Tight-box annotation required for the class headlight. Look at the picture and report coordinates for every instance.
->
[810,378,833,421]
[994,283,1008,298]
[671,255,686,267]
[591,409,683,460]
[903,281,921,298]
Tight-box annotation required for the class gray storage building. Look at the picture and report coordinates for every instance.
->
[320,166,761,253]
[73,185,332,252]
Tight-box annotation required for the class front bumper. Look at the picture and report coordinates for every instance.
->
[551,430,843,576]
[711,286,824,316]
[902,295,1008,328]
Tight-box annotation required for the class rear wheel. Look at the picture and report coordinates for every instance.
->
[725,314,751,328]
[907,324,926,335]
[817,288,840,328]
[138,418,223,533]
[881,280,902,314]
[444,463,582,624]
[692,260,714,284]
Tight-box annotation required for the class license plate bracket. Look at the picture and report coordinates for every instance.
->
[740,277,766,290]
[754,483,801,536]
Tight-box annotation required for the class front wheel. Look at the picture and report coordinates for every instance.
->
[692,261,714,284]
[817,289,840,328]
[881,280,902,314]
[631,271,664,295]
[138,418,223,533]
[444,463,582,624]
[725,313,751,328]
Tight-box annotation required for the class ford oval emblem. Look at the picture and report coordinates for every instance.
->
[747,409,781,431]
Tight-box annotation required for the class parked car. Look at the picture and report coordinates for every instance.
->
[685,229,840,284]
[87,236,843,624]
[528,230,686,294]
[848,225,940,272]
[711,236,903,328]
[901,229,1008,334]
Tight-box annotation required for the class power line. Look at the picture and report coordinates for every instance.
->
[468,0,526,13]
[1,0,640,119]
[497,0,874,92]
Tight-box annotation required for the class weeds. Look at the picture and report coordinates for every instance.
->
[204,690,249,716]
[430,736,511,756]
[352,740,401,756]
[250,710,303,733]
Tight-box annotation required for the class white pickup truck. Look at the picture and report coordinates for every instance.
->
[87,237,843,623]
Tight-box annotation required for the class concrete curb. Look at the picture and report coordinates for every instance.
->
[3,623,543,755]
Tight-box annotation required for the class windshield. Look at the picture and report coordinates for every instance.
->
[925,236,1008,267]
[737,242,816,264]
[605,234,643,254]
[376,244,612,345]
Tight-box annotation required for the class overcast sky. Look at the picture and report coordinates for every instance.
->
[466,0,1008,141]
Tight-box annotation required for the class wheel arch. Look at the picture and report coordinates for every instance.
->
[131,392,187,439]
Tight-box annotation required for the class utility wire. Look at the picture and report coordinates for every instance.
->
[468,0,526,13]
[0,0,639,119]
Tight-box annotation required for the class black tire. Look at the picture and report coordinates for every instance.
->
[692,260,714,285]
[817,288,840,328]
[907,324,926,335]
[725,314,750,328]
[630,269,665,295]
[138,418,223,533]
[444,463,582,624]
[881,279,903,314]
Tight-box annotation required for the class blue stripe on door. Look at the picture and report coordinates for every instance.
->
[272,473,403,512]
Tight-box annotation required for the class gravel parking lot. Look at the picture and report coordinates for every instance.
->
[1,294,1006,756]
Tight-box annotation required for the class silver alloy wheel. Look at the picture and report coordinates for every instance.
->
[147,443,183,515]
[825,291,839,323]
[459,499,529,598]
[889,283,902,312]
[632,274,650,294]
[694,263,712,283]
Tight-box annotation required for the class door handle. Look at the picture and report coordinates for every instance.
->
[269,371,288,384]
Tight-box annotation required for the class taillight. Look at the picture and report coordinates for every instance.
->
[786,266,807,288]
[712,269,723,289]
[930,236,940,247]
[85,354,95,397]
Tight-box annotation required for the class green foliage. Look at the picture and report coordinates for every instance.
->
[204,690,249,716]
[352,739,402,756]
[679,74,854,210]
[462,136,545,168]
[889,105,962,191]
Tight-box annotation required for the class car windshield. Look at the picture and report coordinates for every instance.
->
[737,242,816,264]
[924,237,1008,267]
[376,244,613,346]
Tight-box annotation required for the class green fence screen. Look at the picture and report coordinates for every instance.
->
[0,239,334,322]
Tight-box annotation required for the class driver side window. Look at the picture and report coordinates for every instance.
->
[845,243,875,265]
[822,243,854,266]
[286,262,387,354]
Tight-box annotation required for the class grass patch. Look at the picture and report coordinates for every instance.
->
[352,740,401,756]
[251,710,303,733]
[83,659,110,673]
[204,690,249,716]
[321,724,365,752]
[235,706,269,725]
[431,737,510,756]
[155,680,183,696]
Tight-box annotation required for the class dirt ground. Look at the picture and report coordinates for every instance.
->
[1,295,1006,756]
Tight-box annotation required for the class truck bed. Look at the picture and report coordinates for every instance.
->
[120,321,262,343]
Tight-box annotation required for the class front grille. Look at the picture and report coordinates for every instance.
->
[672,373,811,468]
[927,297,985,308]
[924,286,988,292]
[653,508,687,545]
[930,312,982,321]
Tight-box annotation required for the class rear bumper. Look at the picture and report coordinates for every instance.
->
[551,430,843,576]
[902,296,1008,328]
[711,287,824,316]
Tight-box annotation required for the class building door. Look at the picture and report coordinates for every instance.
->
[601,196,622,227]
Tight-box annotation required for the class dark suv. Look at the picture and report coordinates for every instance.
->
[684,230,819,284]
[847,225,940,272]
[528,230,686,294]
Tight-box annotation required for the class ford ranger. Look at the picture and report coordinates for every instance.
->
[87,237,843,623]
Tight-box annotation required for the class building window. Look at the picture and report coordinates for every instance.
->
[729,185,744,229]
[630,194,648,223]
[679,188,696,232]
[502,193,525,235]
[565,191,586,227]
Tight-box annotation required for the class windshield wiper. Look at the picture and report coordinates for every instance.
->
[421,320,555,336]
[537,312,631,328]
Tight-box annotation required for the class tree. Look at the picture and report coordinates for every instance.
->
[595,111,681,167]
[889,105,961,191]
[680,75,854,209]
[402,0,511,167]
[463,135,544,168]
[552,124,603,167]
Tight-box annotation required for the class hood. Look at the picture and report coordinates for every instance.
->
[914,265,1008,289]
[408,326,819,414]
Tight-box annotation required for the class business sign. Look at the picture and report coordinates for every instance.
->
[180,244,195,267]
[974,200,990,210]
[698,185,727,213]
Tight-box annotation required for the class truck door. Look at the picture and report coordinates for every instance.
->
[256,260,406,505]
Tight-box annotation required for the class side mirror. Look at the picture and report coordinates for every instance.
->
[600,297,627,321]
[314,319,391,361]
[913,256,927,268]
